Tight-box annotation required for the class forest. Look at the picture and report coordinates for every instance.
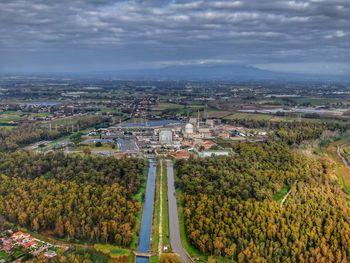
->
[0,115,110,151]
[176,141,350,262]
[227,119,350,145]
[0,151,144,245]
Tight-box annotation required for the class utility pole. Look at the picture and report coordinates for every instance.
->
[197,110,200,130]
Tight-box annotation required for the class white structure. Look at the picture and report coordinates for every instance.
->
[193,149,231,158]
[159,129,173,144]
[206,119,214,128]
[184,123,194,135]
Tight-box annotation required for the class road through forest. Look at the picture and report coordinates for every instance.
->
[166,160,192,263]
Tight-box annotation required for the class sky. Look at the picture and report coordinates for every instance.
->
[0,0,349,76]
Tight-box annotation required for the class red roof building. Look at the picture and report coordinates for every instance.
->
[168,150,192,159]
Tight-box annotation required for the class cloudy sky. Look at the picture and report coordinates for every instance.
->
[0,0,349,76]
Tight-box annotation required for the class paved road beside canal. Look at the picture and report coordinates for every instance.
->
[166,160,192,263]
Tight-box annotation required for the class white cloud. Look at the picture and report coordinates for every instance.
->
[325,30,347,39]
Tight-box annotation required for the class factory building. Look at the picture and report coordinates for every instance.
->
[159,129,173,144]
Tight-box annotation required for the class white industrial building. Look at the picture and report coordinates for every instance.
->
[159,129,173,144]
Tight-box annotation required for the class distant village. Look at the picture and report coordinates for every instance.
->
[0,230,61,262]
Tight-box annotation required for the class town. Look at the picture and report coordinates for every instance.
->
[0,229,60,262]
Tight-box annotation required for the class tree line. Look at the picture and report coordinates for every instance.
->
[226,118,350,145]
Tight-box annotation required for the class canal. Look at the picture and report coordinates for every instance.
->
[136,160,157,263]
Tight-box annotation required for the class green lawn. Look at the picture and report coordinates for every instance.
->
[152,159,170,255]
[12,249,25,259]
[152,160,161,253]
[79,143,117,152]
[162,161,169,247]
[273,185,290,202]
[0,111,53,125]
[0,251,8,260]
[0,112,25,123]
[94,244,132,259]
[150,256,159,263]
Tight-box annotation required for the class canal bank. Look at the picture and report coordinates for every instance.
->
[136,160,157,263]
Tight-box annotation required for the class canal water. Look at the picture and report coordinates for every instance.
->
[136,160,157,263]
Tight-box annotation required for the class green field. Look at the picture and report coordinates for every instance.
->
[273,185,290,202]
[152,160,161,253]
[224,111,343,124]
[224,112,273,121]
[0,111,52,123]
[79,143,118,152]
[153,102,184,111]
[161,161,169,247]
[317,136,350,195]
[0,251,8,260]
[94,244,132,260]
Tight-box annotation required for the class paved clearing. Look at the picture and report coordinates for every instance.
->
[117,138,140,153]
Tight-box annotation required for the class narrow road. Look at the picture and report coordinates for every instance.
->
[166,160,192,263]
[337,145,350,169]
[158,160,163,255]
[280,180,297,208]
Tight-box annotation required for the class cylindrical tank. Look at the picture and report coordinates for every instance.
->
[185,123,194,134]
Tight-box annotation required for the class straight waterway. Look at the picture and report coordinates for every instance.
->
[136,160,157,263]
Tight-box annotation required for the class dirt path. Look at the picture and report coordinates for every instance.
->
[337,145,350,169]
[280,180,297,208]
[280,188,292,208]
[158,160,163,256]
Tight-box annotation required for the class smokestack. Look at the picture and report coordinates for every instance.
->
[197,110,200,130]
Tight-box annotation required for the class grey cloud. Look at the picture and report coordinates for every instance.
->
[0,0,349,74]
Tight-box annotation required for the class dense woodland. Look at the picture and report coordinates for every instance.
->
[0,151,144,245]
[0,115,110,151]
[227,119,350,144]
[176,141,350,262]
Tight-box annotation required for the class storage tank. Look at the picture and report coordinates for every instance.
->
[185,123,194,134]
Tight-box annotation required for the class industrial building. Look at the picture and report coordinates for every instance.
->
[159,129,173,144]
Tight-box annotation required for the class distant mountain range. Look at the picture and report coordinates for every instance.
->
[93,64,350,82]
[5,64,349,82]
